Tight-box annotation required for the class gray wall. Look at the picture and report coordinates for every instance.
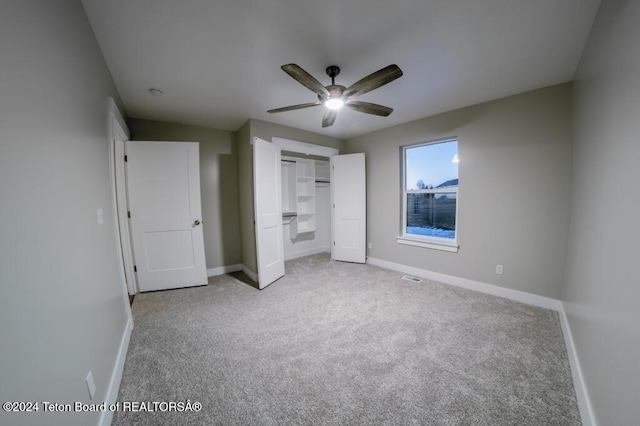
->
[237,119,344,274]
[0,1,129,425]
[345,84,573,299]
[563,0,640,424]
[128,119,242,270]
[236,121,255,273]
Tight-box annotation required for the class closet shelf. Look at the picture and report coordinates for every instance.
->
[283,157,317,238]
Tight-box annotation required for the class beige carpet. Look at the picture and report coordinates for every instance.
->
[113,253,580,425]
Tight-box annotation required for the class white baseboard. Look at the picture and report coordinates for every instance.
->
[366,257,562,311]
[99,316,133,426]
[207,264,242,277]
[241,265,258,282]
[284,246,330,261]
[558,305,597,426]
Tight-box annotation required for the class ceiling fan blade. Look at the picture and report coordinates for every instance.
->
[281,64,330,98]
[322,109,337,128]
[343,64,403,98]
[267,102,322,113]
[345,101,393,116]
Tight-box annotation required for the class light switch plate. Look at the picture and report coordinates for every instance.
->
[85,371,96,399]
[97,209,104,225]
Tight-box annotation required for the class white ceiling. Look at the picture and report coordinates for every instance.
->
[82,0,600,139]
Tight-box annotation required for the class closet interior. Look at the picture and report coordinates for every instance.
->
[280,154,331,260]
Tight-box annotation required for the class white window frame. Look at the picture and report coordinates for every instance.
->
[397,138,459,253]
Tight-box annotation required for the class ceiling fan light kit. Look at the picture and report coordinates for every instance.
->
[324,97,344,110]
[268,63,403,128]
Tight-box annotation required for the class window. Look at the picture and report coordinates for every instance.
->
[398,139,459,252]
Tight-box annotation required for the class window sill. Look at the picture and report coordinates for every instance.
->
[396,236,459,253]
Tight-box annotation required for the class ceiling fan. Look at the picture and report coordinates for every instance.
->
[268,63,403,128]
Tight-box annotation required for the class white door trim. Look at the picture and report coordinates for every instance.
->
[109,98,136,295]
[108,98,134,320]
[272,137,339,157]
[109,98,129,140]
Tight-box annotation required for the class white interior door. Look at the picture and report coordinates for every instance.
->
[254,137,285,289]
[114,140,137,294]
[126,141,207,292]
[332,153,366,263]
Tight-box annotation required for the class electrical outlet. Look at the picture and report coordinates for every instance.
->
[367,242,372,249]
[496,264,504,275]
[85,371,96,400]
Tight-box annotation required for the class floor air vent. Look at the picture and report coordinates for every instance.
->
[401,275,422,283]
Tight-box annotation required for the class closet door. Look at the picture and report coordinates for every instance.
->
[331,153,366,263]
[253,137,285,288]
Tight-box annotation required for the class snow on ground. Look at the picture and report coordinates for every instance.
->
[407,226,455,239]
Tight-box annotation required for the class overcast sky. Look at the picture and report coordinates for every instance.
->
[405,140,458,190]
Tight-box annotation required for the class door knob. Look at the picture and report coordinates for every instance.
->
[193,219,201,227]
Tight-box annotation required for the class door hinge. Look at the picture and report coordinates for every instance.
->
[124,155,128,162]
[133,265,137,272]
[127,211,131,218]
[333,241,335,246]
[333,203,335,208]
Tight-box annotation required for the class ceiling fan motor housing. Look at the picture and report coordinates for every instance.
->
[319,85,346,102]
